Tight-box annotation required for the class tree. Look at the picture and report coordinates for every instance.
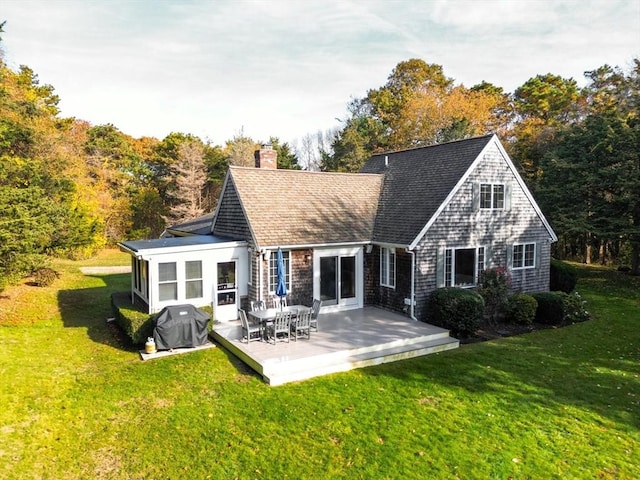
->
[511,73,584,187]
[0,45,103,287]
[224,133,259,167]
[324,59,512,172]
[536,60,640,272]
[269,136,300,170]
[165,139,207,224]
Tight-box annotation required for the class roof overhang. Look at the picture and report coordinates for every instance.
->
[118,235,247,260]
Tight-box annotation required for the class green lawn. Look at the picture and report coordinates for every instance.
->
[0,251,638,479]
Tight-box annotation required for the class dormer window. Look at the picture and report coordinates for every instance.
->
[480,183,505,209]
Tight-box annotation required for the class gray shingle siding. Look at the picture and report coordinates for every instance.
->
[410,142,553,321]
[367,135,493,246]
[212,178,252,242]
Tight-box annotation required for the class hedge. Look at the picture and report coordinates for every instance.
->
[550,259,578,293]
[504,293,538,326]
[110,292,155,344]
[427,287,485,337]
[530,292,565,326]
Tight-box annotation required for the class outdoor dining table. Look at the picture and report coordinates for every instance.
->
[248,305,310,341]
[248,305,310,325]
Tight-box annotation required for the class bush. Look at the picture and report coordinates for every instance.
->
[32,267,60,287]
[505,293,537,326]
[550,259,578,293]
[561,291,590,323]
[427,287,485,337]
[476,267,511,325]
[530,292,565,325]
[111,293,154,344]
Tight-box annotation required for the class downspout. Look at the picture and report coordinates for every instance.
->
[406,247,417,321]
[258,250,264,303]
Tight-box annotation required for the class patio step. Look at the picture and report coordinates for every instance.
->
[262,336,460,386]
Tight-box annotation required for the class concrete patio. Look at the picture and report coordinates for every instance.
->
[210,307,459,386]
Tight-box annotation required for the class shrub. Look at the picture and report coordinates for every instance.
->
[530,292,565,325]
[476,267,511,325]
[550,259,578,293]
[561,291,590,323]
[111,293,154,344]
[505,293,537,326]
[427,287,485,337]
[32,267,60,287]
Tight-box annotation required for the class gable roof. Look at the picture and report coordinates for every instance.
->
[362,135,495,246]
[221,167,383,248]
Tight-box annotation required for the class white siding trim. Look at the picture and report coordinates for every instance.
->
[492,139,557,242]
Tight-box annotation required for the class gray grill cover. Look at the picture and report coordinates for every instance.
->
[153,305,210,350]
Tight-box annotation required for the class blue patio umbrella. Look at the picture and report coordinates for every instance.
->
[275,247,287,307]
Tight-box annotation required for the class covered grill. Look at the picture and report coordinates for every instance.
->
[152,305,210,350]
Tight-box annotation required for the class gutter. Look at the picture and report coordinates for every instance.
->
[117,242,144,260]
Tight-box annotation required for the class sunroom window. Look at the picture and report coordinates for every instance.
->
[158,262,177,301]
[185,260,203,299]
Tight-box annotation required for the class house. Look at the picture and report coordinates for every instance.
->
[118,134,557,322]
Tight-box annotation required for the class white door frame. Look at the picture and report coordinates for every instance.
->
[313,246,363,312]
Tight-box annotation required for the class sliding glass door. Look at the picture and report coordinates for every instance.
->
[316,248,361,309]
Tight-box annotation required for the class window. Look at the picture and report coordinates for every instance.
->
[269,250,290,293]
[158,262,177,301]
[443,247,485,287]
[513,243,535,269]
[185,260,203,299]
[247,250,253,285]
[480,183,505,209]
[380,247,396,288]
[133,258,148,297]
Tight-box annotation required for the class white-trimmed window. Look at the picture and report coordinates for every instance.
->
[185,260,203,299]
[480,183,505,209]
[380,247,396,288]
[133,258,148,297]
[158,262,177,301]
[513,243,536,269]
[247,250,253,286]
[442,246,485,287]
[269,250,290,293]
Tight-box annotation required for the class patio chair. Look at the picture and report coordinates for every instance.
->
[271,296,288,309]
[250,300,265,311]
[239,309,262,343]
[291,310,311,341]
[310,298,321,332]
[267,310,291,344]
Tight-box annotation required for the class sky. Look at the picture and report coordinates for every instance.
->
[2,0,639,148]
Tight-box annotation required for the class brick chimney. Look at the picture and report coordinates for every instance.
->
[254,144,278,169]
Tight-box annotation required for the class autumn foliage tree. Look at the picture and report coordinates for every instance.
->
[323,59,513,172]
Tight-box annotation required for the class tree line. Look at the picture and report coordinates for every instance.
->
[0,22,638,289]
[321,58,639,274]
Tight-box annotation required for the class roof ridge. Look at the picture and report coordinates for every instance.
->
[229,166,382,177]
[371,133,494,157]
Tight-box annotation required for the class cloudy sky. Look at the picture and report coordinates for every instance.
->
[2,0,639,148]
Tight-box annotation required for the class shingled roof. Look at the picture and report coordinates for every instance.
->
[361,134,494,246]
[227,167,383,248]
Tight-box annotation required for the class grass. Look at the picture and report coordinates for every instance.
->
[0,252,638,479]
